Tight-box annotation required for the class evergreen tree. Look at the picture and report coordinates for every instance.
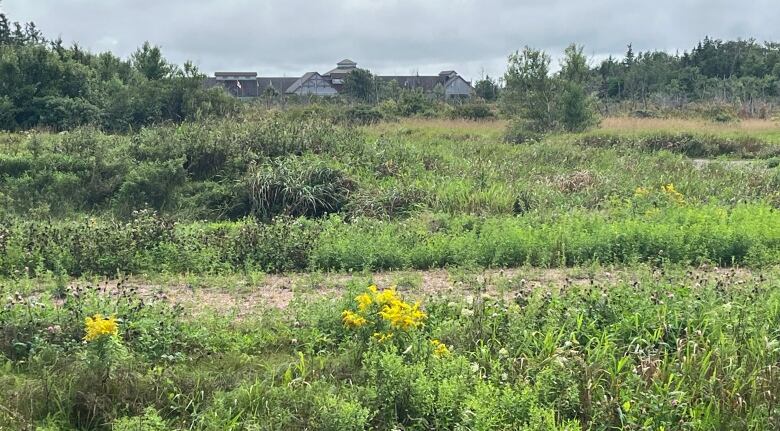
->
[557,44,599,131]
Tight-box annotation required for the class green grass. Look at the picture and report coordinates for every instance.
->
[2,202,778,277]
[2,116,780,430]
[2,116,778,221]
[2,267,780,429]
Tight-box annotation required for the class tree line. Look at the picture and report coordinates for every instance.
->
[0,5,237,132]
[472,38,780,113]
[3,2,780,133]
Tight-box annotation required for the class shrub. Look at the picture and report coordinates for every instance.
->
[578,131,780,159]
[341,105,384,125]
[112,407,168,431]
[113,159,187,216]
[449,101,496,121]
[246,156,356,220]
[504,119,544,144]
[558,81,600,132]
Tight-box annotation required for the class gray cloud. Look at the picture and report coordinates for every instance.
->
[3,0,779,80]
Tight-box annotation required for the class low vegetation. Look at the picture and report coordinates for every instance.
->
[0,115,778,429]
[2,267,780,429]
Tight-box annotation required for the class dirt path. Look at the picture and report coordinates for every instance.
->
[66,266,764,318]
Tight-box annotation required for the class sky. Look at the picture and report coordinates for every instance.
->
[2,0,779,81]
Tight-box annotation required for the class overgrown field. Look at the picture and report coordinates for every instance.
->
[2,268,780,430]
[2,116,780,429]
[0,116,779,276]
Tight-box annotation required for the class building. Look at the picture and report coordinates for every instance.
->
[211,72,260,97]
[206,59,474,98]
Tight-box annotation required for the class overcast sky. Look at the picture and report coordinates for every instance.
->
[3,0,779,81]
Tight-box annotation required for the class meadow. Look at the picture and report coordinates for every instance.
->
[2,114,780,430]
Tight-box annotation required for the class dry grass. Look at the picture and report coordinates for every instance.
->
[366,116,780,145]
[71,267,762,315]
[600,117,780,134]
[366,118,507,140]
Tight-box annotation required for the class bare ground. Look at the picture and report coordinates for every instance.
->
[63,266,766,318]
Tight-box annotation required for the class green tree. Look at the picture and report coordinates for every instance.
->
[558,81,598,132]
[131,42,171,80]
[559,44,589,84]
[557,44,599,131]
[0,9,10,45]
[500,46,557,131]
[342,68,376,102]
[474,75,499,101]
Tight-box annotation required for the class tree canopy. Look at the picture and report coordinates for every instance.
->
[0,7,237,132]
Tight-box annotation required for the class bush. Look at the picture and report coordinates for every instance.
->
[504,119,544,144]
[449,101,496,121]
[341,105,384,125]
[578,131,780,159]
[246,156,356,220]
[113,160,187,216]
[112,407,168,431]
[1,202,778,277]
[558,81,600,132]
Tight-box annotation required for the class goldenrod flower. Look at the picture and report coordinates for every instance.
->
[84,314,119,341]
[380,300,426,330]
[431,339,450,357]
[343,285,426,332]
[634,186,650,197]
[375,288,401,306]
[356,293,373,312]
[342,310,367,328]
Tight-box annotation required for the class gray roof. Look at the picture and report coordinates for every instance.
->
[286,72,318,93]
[326,59,358,77]
[215,71,258,77]
[206,62,472,96]
[325,67,355,77]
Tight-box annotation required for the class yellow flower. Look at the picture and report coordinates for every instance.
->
[342,310,367,328]
[356,293,373,312]
[375,288,401,306]
[84,314,119,341]
[372,332,394,343]
[430,339,450,357]
[661,183,684,204]
[380,300,426,330]
[634,186,650,197]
